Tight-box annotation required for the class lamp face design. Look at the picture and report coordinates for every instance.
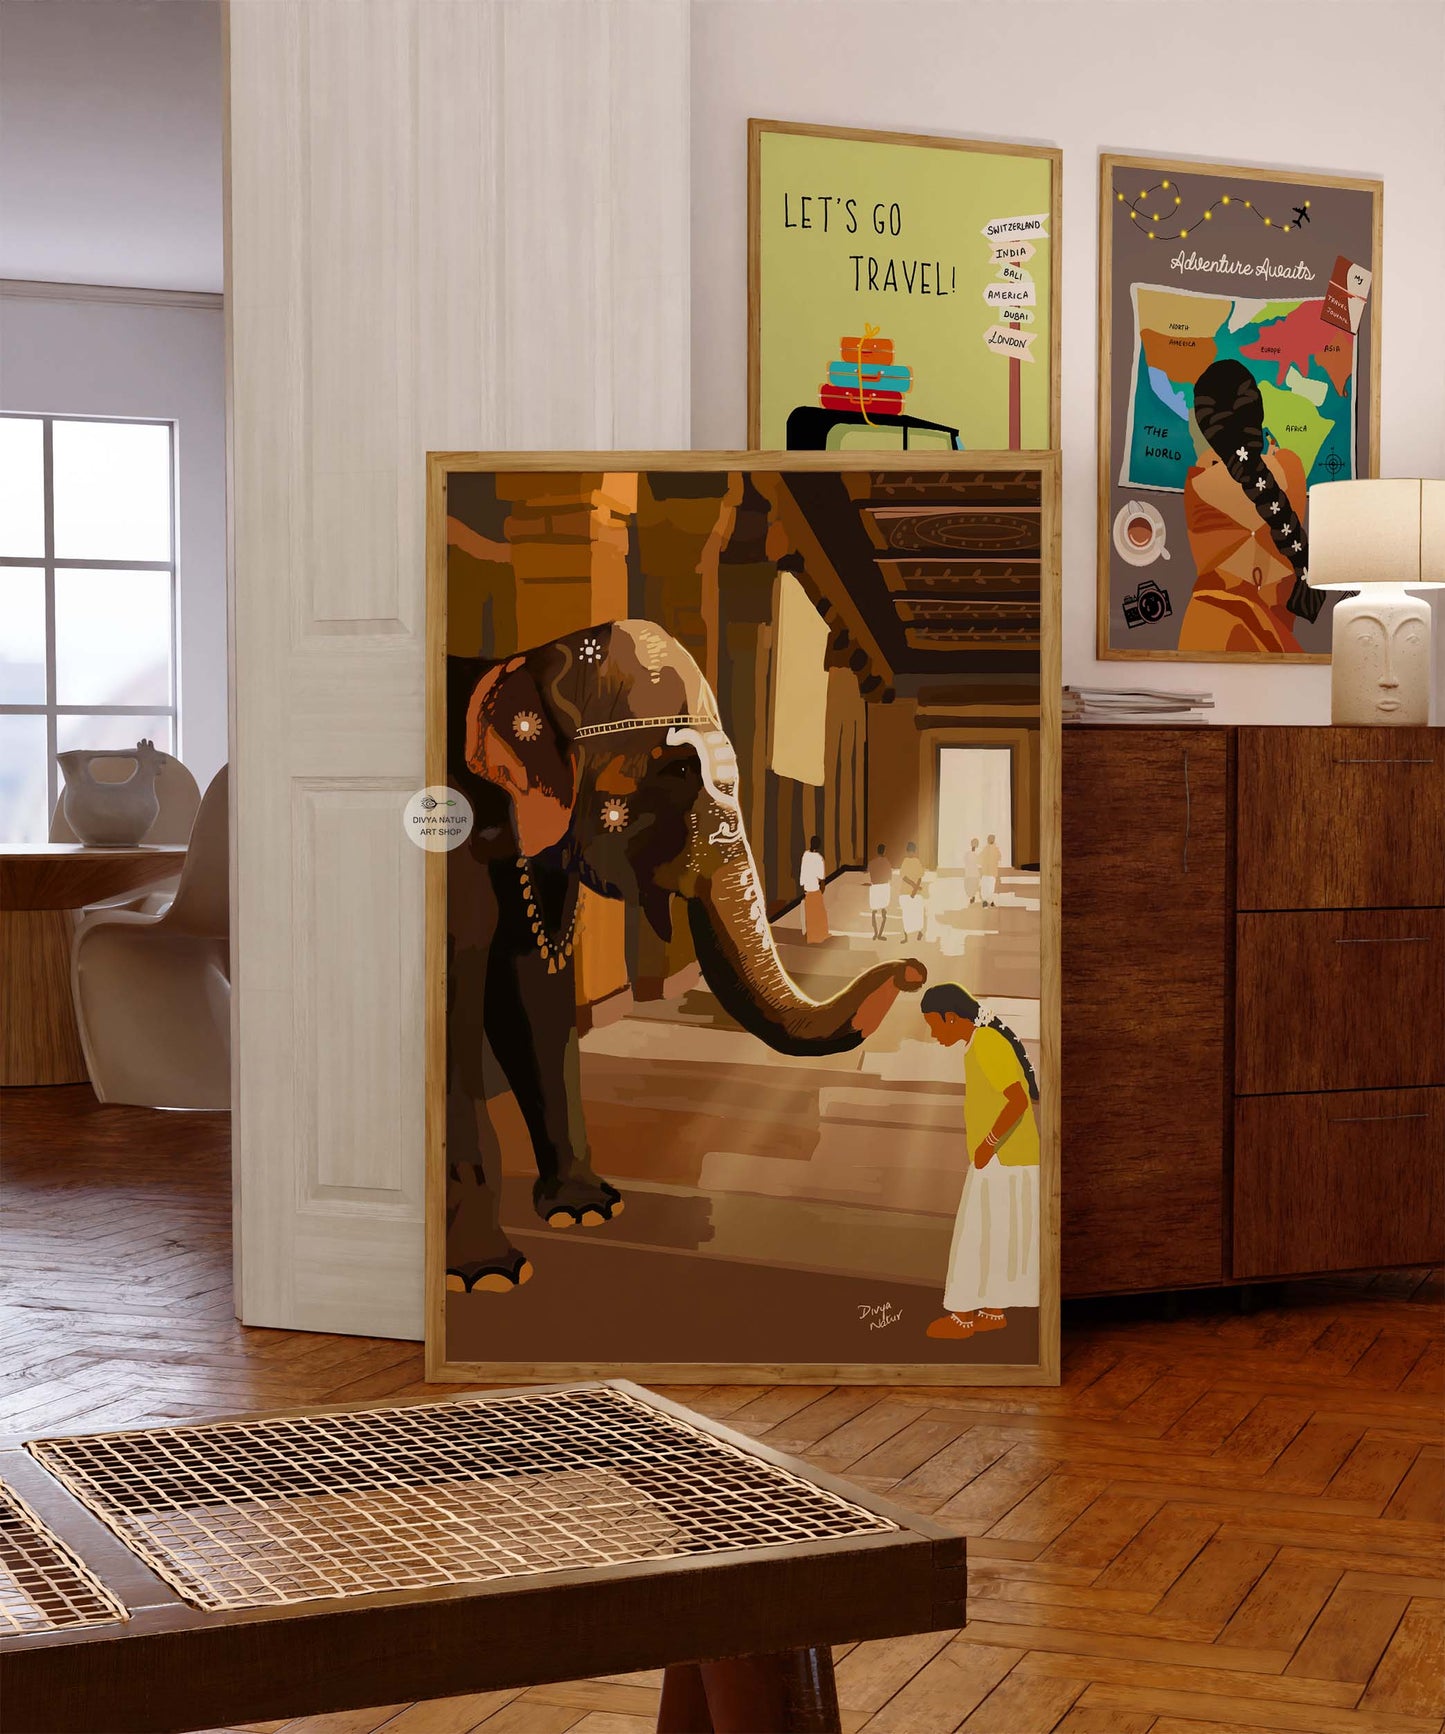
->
[1331,589,1432,726]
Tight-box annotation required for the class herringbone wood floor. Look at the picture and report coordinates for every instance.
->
[2,1087,1442,1734]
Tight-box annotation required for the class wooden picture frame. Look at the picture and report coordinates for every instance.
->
[1097,153,1383,663]
[748,120,1061,454]
[426,450,1060,1386]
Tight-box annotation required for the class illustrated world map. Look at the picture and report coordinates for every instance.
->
[1121,284,1357,492]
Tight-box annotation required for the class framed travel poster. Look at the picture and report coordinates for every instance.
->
[1098,153,1382,661]
[425,451,1060,1386]
[749,120,1060,454]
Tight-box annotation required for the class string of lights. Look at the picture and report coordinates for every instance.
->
[1116,181,1311,242]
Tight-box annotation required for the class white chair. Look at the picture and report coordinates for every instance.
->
[52,748,202,917]
[71,766,230,1110]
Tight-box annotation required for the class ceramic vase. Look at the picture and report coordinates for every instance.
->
[58,740,165,846]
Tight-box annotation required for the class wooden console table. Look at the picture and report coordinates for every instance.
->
[0,845,185,1087]
[0,1382,965,1733]
[1062,724,1444,1295]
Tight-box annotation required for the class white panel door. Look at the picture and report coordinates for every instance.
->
[226,0,690,1337]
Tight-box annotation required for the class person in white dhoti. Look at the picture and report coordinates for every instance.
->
[978,834,1002,907]
[962,838,982,906]
[867,843,893,940]
[898,841,926,941]
[919,982,1040,1340]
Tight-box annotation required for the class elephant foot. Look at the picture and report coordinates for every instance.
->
[445,1249,534,1294]
[535,1175,625,1230]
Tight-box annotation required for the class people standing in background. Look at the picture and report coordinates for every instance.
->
[978,834,1002,907]
[898,841,926,942]
[963,837,982,906]
[920,982,1040,1341]
[868,842,893,941]
[799,834,829,945]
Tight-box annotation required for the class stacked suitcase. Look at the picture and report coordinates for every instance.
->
[819,329,913,418]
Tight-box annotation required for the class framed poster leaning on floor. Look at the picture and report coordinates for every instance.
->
[425,452,1060,1385]
[1098,153,1381,663]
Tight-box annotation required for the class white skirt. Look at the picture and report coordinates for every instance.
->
[943,1160,1039,1311]
[868,883,891,911]
[899,892,925,929]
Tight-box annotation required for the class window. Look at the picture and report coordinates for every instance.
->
[0,415,177,843]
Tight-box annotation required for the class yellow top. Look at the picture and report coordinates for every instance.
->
[964,1025,1040,1168]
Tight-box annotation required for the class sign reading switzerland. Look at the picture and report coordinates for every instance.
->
[750,121,1058,453]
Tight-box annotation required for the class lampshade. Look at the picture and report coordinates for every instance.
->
[1307,478,1445,590]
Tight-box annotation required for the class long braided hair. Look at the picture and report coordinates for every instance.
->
[1192,359,1323,624]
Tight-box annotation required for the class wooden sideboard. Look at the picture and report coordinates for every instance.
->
[1061,724,1445,1297]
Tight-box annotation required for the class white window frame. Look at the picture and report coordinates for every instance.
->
[0,411,179,826]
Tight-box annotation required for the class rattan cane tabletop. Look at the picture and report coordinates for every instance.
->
[0,1380,966,1734]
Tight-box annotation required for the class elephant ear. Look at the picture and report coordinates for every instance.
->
[463,658,576,857]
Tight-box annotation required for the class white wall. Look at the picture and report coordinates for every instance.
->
[0,0,223,292]
[691,0,1445,723]
[0,287,229,789]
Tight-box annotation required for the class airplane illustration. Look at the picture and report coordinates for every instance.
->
[1292,205,1311,226]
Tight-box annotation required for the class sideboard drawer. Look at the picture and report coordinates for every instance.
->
[1237,727,1445,910]
[1236,909,1445,1095]
[1234,1088,1445,1278]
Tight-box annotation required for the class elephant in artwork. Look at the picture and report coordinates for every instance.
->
[445,619,926,1293]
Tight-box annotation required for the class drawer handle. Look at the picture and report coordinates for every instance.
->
[1335,935,1431,945]
[1328,1112,1429,1124]
[1334,757,1434,765]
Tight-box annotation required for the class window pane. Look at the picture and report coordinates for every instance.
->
[55,569,172,706]
[0,417,45,556]
[53,420,172,562]
[0,567,47,702]
[0,714,50,844]
[56,713,173,758]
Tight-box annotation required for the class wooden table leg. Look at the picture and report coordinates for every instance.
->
[1,909,87,1085]
[669,1646,839,1733]
[658,1662,714,1732]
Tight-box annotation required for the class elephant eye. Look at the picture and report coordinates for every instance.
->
[660,757,697,779]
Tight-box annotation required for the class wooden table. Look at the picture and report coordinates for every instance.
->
[0,845,185,1087]
[0,1382,966,1734]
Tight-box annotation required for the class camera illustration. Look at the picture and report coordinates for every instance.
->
[1122,577,1173,629]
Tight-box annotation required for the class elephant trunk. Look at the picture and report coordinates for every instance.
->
[687,849,926,1058]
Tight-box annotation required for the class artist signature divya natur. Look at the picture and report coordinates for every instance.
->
[857,1302,903,1332]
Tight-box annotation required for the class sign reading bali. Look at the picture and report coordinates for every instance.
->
[750,120,1060,453]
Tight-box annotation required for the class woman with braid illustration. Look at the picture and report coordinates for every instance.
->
[1177,358,1322,655]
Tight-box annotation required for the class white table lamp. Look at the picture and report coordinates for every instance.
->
[1308,479,1444,725]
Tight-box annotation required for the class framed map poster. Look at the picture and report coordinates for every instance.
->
[425,450,1061,1386]
[1098,153,1381,662]
[749,120,1060,455]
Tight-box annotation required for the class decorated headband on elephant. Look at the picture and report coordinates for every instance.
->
[444,619,927,1295]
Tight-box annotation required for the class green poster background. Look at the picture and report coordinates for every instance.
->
[754,128,1055,452]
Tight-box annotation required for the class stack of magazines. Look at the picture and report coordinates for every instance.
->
[1063,685,1214,724]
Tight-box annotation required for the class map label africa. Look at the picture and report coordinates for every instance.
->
[1121,283,1357,493]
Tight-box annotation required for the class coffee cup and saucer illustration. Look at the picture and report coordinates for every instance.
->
[1113,499,1170,567]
